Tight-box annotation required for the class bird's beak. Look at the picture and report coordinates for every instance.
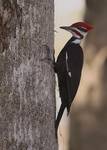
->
[60,26,71,31]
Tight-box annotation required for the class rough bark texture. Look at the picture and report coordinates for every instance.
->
[0,0,57,150]
[69,1,107,150]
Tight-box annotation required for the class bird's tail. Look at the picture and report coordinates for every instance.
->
[67,104,71,116]
[55,104,65,138]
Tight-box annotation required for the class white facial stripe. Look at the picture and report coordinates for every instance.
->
[80,26,87,29]
[72,39,81,44]
[71,27,87,38]
[71,31,80,38]
[71,27,85,33]
[80,30,87,36]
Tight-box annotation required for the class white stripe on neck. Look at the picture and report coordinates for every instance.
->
[71,27,86,36]
[72,39,81,44]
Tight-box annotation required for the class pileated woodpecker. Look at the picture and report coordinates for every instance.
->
[55,22,93,135]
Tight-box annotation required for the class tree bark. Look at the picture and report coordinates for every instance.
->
[0,0,57,149]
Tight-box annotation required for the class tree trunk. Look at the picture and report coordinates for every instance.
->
[69,0,107,150]
[0,0,57,150]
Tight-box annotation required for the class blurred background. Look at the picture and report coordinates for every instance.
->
[55,0,107,150]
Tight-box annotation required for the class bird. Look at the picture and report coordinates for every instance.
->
[55,22,93,136]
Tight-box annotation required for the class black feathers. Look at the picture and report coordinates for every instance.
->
[55,37,84,136]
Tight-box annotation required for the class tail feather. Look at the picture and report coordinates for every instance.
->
[55,104,65,138]
[67,104,71,116]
